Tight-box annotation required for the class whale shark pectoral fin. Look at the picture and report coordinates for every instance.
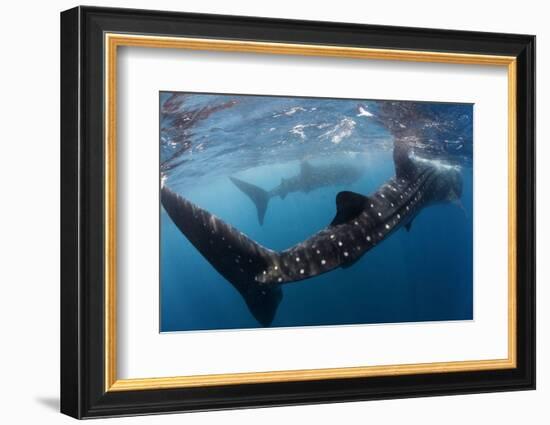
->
[330,191,370,226]
[404,221,413,232]
[451,198,468,219]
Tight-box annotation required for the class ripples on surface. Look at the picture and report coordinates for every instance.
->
[159,92,474,332]
[160,92,473,192]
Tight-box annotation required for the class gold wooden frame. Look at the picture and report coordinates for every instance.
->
[104,33,517,392]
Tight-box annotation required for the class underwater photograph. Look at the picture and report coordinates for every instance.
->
[159,92,473,332]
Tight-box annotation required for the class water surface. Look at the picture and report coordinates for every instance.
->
[160,93,473,332]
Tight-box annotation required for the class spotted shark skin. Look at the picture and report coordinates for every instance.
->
[161,143,463,326]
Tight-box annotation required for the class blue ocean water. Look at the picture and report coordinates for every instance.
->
[160,93,473,332]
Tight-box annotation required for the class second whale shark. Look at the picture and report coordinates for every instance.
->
[161,140,463,327]
[229,160,364,225]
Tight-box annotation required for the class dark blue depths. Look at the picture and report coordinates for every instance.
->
[159,93,473,332]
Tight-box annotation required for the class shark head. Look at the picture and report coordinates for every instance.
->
[415,157,463,205]
[443,167,463,202]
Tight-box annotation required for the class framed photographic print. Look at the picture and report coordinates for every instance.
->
[60,6,535,419]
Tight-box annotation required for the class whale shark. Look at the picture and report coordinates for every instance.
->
[229,161,364,225]
[161,139,463,327]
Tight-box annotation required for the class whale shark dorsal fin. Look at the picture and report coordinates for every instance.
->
[330,191,369,226]
[393,140,418,180]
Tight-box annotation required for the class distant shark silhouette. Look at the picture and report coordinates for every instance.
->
[229,161,364,225]
[161,141,463,327]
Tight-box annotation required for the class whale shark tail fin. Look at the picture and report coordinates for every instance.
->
[229,176,270,225]
[243,284,283,327]
[161,186,282,326]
